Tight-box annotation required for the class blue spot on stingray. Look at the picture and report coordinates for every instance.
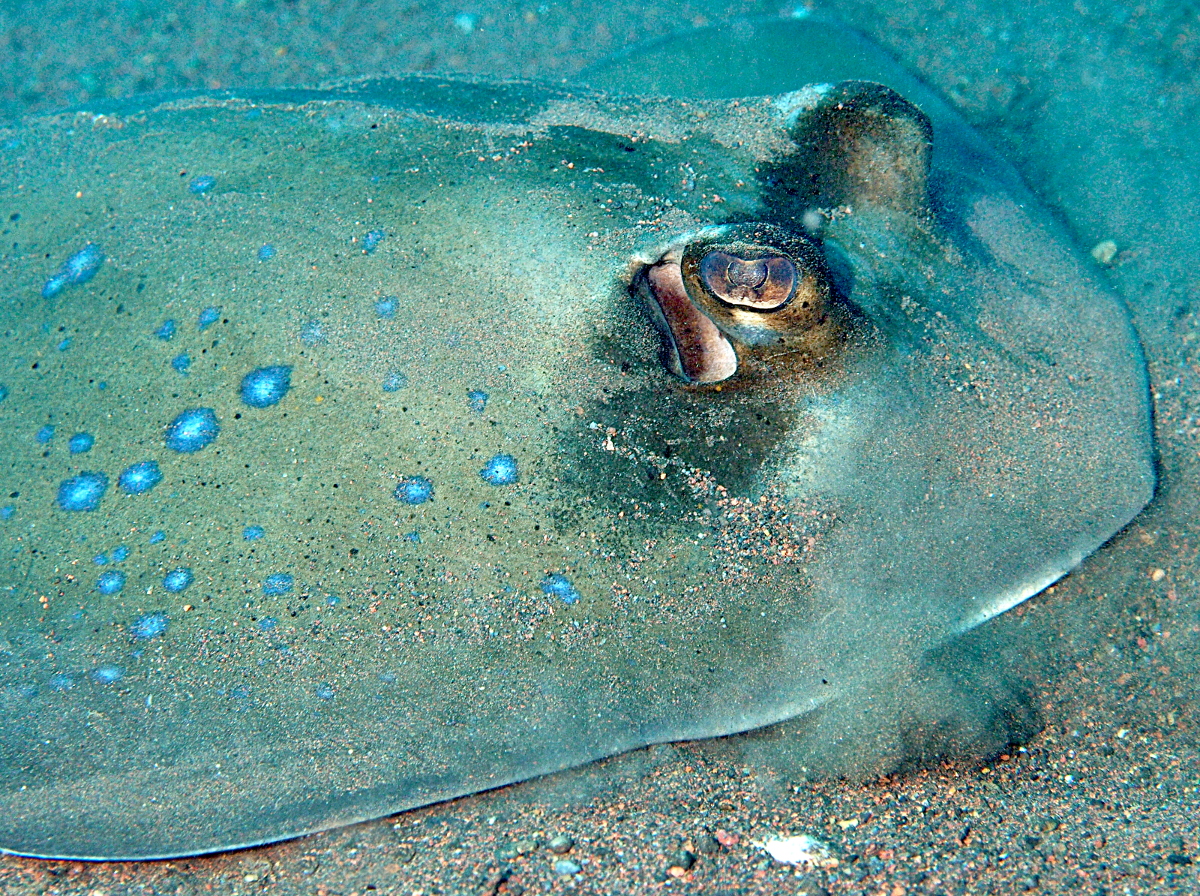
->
[257,617,278,631]
[149,530,165,544]
[118,460,163,494]
[171,353,191,374]
[155,319,177,340]
[394,476,433,505]
[57,337,72,352]
[131,611,169,639]
[315,683,335,700]
[541,573,581,605]
[243,525,265,541]
[362,229,385,253]
[91,665,124,684]
[299,320,326,346]
[48,673,74,692]
[382,371,407,392]
[374,296,397,318]
[188,174,216,194]
[480,453,519,486]
[325,594,340,607]
[57,472,109,511]
[404,530,421,543]
[61,245,104,282]
[0,506,14,521]
[198,306,220,330]
[42,274,69,298]
[96,570,126,595]
[111,545,129,562]
[467,389,489,413]
[35,425,55,444]
[165,407,219,452]
[257,243,276,261]
[68,432,95,454]
[240,365,292,408]
[93,553,108,565]
[42,243,105,298]
[163,567,193,593]
[0,384,7,401]
[262,573,294,596]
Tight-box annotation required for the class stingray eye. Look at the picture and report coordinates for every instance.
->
[699,251,797,311]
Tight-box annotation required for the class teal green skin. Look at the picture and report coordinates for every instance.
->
[0,19,1151,859]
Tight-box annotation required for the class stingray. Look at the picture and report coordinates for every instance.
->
[0,16,1152,860]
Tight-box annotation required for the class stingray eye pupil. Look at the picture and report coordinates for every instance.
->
[727,258,769,289]
[699,250,798,311]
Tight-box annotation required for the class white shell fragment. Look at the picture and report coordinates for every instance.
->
[755,834,837,868]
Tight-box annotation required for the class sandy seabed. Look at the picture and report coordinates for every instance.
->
[1,0,1198,893]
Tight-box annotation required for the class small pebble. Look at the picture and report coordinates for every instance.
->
[553,859,581,876]
[547,834,574,854]
[1034,817,1061,834]
[666,849,696,873]
[1090,239,1118,265]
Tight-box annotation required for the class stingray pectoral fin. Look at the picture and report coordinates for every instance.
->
[636,258,738,384]
[780,80,933,217]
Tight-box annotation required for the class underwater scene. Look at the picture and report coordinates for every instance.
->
[0,0,1197,893]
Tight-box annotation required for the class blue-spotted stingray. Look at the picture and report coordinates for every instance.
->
[0,15,1153,860]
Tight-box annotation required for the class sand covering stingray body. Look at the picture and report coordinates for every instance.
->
[0,17,1152,859]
